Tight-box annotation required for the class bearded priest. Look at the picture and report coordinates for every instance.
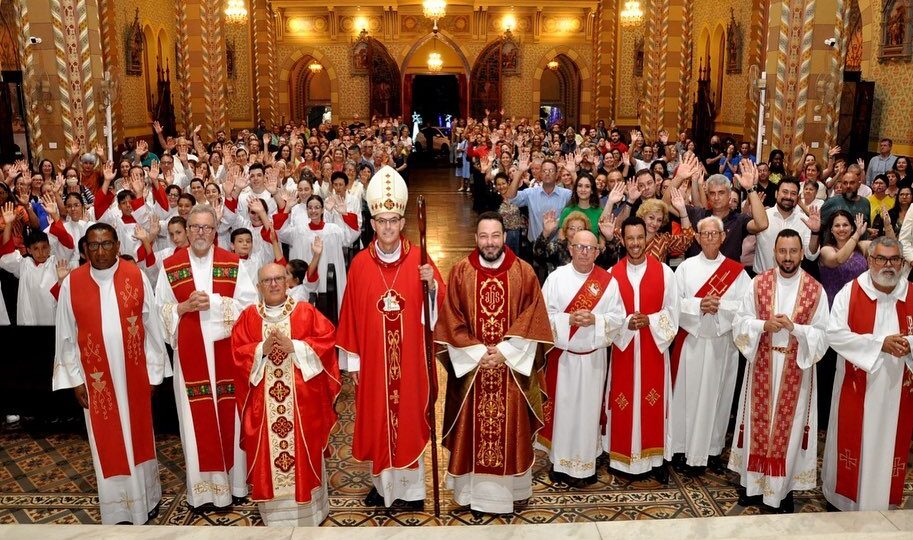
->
[232,262,340,526]
[336,166,445,509]
[435,211,554,515]
[823,237,913,512]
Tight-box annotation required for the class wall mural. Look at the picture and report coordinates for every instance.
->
[881,0,913,61]
[125,8,143,76]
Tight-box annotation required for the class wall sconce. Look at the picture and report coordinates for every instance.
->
[308,62,323,74]
[502,12,517,32]
[355,17,369,33]
[547,59,559,71]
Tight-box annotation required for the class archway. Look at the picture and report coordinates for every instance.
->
[536,54,581,128]
[710,24,726,111]
[400,31,470,122]
[532,47,592,127]
[278,50,339,126]
[289,55,332,127]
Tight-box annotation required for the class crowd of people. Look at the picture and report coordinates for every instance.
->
[1,112,912,526]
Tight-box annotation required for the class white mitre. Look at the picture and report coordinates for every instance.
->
[366,165,408,217]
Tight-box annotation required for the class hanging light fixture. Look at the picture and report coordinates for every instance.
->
[224,0,248,24]
[422,0,447,23]
[427,52,443,72]
[308,62,323,74]
[620,0,644,26]
[547,59,559,71]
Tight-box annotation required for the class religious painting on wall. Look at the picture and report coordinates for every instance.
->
[501,30,520,76]
[726,8,743,74]
[124,9,143,76]
[633,37,645,77]
[352,30,369,76]
[880,0,913,61]
[226,39,236,80]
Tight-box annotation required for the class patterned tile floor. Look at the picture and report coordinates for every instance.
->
[2,165,912,526]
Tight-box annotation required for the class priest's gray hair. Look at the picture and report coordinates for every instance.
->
[867,236,902,257]
[705,174,732,190]
[697,215,725,232]
[188,203,218,225]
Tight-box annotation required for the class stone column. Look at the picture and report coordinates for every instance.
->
[251,0,277,128]
[175,0,228,140]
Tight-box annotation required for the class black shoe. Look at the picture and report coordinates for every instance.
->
[115,521,133,525]
[190,502,232,515]
[364,487,384,507]
[708,454,726,474]
[826,501,841,512]
[671,454,688,473]
[402,499,424,510]
[653,464,670,485]
[774,493,795,514]
[147,502,161,521]
[737,489,763,508]
[548,469,573,485]
[580,474,598,486]
[232,496,248,506]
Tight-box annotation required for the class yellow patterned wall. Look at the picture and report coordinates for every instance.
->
[691,0,752,136]
[616,24,644,122]
[115,0,178,135]
[275,42,368,122]
[868,0,913,151]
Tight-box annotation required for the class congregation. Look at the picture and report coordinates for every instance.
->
[1,112,912,525]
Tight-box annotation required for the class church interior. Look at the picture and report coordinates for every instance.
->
[1,0,913,536]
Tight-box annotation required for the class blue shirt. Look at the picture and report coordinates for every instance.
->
[721,154,756,180]
[509,185,572,241]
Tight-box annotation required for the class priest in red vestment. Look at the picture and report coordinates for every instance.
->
[336,165,445,509]
[232,262,340,526]
[435,211,554,515]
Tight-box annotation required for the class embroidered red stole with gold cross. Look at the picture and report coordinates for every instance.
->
[836,280,913,504]
[164,247,239,473]
[609,256,666,464]
[539,266,613,447]
[745,269,820,477]
[669,257,743,385]
[71,261,154,478]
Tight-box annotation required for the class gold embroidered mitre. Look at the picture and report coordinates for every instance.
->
[366,165,408,217]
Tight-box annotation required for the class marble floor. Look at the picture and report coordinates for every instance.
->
[2,163,913,533]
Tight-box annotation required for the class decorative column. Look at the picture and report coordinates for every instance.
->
[252,0,277,127]
[14,0,44,157]
[176,0,228,139]
[593,0,618,122]
[97,0,123,145]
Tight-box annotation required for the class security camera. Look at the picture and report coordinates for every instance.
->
[28,36,42,45]
[824,37,837,48]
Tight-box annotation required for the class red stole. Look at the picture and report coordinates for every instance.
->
[540,266,613,446]
[608,256,666,463]
[70,262,154,478]
[744,269,820,477]
[670,256,744,385]
[835,280,913,504]
[164,247,239,473]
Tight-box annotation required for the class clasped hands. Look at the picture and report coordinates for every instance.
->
[882,335,911,358]
[763,314,795,333]
[178,290,211,315]
[479,345,507,369]
[628,312,650,330]
[700,295,721,315]
[569,310,596,327]
[263,328,295,356]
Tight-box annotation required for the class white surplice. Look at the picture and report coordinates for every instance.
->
[668,253,751,466]
[445,252,540,514]
[822,273,913,511]
[46,218,91,268]
[53,260,170,524]
[601,259,680,475]
[0,252,60,325]
[541,263,625,478]
[276,211,359,315]
[730,269,829,508]
[154,247,258,508]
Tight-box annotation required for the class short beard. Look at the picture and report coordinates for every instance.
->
[843,190,858,200]
[480,246,505,263]
[777,261,798,276]
[872,268,902,288]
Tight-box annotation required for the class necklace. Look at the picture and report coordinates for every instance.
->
[257,296,296,323]
[378,256,404,294]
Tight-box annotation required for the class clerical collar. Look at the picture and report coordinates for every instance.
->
[189,246,214,263]
[90,259,119,280]
[479,251,506,269]
[375,240,402,263]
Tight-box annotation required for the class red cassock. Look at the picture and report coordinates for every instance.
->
[231,302,341,503]
[336,239,445,475]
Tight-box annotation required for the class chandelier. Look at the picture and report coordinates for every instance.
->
[427,52,443,72]
[224,0,248,24]
[422,0,446,31]
[620,0,644,26]
[308,62,323,74]
[547,59,559,71]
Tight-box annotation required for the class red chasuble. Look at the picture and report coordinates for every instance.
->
[232,301,340,503]
[435,248,554,477]
[669,257,744,385]
[70,261,154,478]
[336,238,446,475]
[608,256,666,464]
[539,266,613,447]
[835,280,913,504]
[164,247,239,473]
[741,269,821,477]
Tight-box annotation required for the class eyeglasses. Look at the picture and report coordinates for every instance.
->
[698,231,723,238]
[259,276,285,285]
[86,240,116,251]
[374,216,402,226]
[870,255,904,266]
[188,224,216,234]
[571,244,598,254]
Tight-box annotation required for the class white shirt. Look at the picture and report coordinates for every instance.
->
[753,205,818,273]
